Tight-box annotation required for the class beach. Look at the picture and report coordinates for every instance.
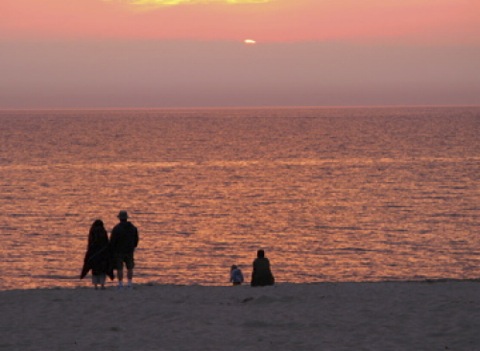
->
[1,281,479,351]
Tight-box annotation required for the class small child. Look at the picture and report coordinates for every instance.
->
[230,265,244,286]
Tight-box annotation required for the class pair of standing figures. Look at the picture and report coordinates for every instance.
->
[81,212,274,289]
[80,211,139,290]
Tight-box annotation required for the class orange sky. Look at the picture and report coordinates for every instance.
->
[1,0,479,108]
[2,0,479,43]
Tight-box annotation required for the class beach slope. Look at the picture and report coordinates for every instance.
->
[1,282,479,351]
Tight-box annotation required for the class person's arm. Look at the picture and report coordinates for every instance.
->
[133,227,139,248]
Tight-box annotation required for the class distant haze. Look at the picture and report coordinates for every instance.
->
[1,0,479,108]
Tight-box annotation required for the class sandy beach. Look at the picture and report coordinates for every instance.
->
[1,281,479,351]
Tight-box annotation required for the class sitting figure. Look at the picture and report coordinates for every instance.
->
[251,249,275,287]
[230,265,244,286]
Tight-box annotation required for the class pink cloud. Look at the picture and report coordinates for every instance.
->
[1,0,479,43]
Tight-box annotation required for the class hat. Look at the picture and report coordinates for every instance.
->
[118,210,129,219]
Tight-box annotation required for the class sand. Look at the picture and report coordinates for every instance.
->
[1,281,479,351]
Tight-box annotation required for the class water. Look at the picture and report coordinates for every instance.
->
[0,107,479,290]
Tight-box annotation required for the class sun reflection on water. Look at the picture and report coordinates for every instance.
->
[0,107,479,290]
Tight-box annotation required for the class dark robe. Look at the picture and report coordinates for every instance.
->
[80,226,114,280]
[251,257,275,286]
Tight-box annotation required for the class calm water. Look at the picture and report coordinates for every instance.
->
[0,107,479,290]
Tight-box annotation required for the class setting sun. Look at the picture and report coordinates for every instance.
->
[0,0,478,108]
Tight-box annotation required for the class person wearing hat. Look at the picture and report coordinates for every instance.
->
[110,210,139,289]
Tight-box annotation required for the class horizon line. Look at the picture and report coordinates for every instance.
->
[1,104,479,112]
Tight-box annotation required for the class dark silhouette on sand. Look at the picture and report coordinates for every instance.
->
[80,219,114,289]
[230,264,244,286]
[251,249,275,287]
[110,210,139,289]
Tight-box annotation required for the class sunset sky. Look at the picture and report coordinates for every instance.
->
[1,0,479,108]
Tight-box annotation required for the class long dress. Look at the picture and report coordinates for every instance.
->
[80,227,113,280]
[251,257,275,286]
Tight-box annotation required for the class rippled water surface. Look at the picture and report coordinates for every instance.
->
[0,107,479,290]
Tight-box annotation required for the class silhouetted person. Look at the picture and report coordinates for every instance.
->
[251,249,275,287]
[110,211,139,289]
[80,219,113,289]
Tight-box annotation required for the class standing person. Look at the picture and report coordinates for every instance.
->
[110,210,139,289]
[251,249,275,287]
[230,265,244,286]
[80,219,111,290]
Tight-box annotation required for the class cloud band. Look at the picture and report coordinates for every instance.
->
[105,0,271,6]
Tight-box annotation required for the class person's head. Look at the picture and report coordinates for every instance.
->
[257,249,265,258]
[117,210,128,222]
[92,219,104,228]
[231,265,237,271]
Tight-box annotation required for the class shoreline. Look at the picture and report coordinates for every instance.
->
[2,277,479,293]
[1,281,479,350]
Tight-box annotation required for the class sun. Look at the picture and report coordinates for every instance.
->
[244,39,257,45]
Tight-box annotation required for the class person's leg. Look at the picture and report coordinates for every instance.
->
[126,254,134,288]
[127,269,133,287]
[92,275,99,290]
[100,274,106,290]
[117,267,124,286]
[115,256,124,288]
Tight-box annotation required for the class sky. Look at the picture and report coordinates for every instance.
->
[1,0,479,108]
